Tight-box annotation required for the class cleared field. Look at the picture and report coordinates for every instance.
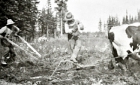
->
[0,32,140,85]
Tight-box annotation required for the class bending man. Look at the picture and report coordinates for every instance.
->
[64,12,84,63]
[0,19,20,65]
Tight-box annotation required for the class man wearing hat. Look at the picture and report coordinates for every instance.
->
[0,19,20,65]
[64,12,84,63]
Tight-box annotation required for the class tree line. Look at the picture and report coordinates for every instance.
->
[98,10,140,32]
[0,0,63,42]
[107,11,140,26]
[0,0,40,41]
[37,0,68,39]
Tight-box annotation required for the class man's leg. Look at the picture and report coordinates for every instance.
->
[1,38,16,65]
[68,39,75,53]
[70,39,81,62]
[1,47,9,65]
[67,33,75,54]
[8,46,16,62]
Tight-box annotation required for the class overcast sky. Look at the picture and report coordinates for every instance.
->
[37,0,140,32]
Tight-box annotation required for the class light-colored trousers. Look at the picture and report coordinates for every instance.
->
[68,34,81,60]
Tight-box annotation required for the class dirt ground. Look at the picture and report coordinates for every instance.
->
[0,32,140,85]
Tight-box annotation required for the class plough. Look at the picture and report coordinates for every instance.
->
[48,59,95,80]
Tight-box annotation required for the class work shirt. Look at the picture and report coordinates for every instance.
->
[65,20,84,34]
[0,26,12,38]
[0,26,13,47]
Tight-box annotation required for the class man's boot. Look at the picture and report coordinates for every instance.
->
[70,57,78,63]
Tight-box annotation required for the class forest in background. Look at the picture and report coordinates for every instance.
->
[98,10,140,32]
[1,0,140,41]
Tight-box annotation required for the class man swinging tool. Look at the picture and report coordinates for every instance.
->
[64,12,84,63]
[0,19,20,65]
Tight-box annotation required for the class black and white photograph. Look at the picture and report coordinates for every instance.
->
[0,0,140,85]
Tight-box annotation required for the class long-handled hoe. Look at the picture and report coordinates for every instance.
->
[4,35,41,59]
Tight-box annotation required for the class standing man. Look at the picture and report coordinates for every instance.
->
[0,19,20,65]
[64,12,84,63]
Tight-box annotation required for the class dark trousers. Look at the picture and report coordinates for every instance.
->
[0,38,16,62]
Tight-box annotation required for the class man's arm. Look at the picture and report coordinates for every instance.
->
[5,28,13,38]
[72,30,80,36]
[0,26,7,38]
[72,20,84,36]
[13,25,21,36]
[76,20,84,30]
[0,26,7,34]
[65,23,73,33]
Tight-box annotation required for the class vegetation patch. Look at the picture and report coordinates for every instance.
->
[0,33,140,85]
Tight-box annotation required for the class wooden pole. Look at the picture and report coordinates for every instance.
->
[47,25,49,38]
[18,36,41,57]
[5,38,25,51]
[60,7,63,36]
[4,38,38,59]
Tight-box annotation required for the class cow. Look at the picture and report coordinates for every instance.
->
[108,22,140,73]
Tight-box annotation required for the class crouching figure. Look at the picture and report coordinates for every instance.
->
[64,12,84,63]
[0,19,20,65]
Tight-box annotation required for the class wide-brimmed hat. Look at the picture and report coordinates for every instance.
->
[64,12,74,21]
[6,19,15,25]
